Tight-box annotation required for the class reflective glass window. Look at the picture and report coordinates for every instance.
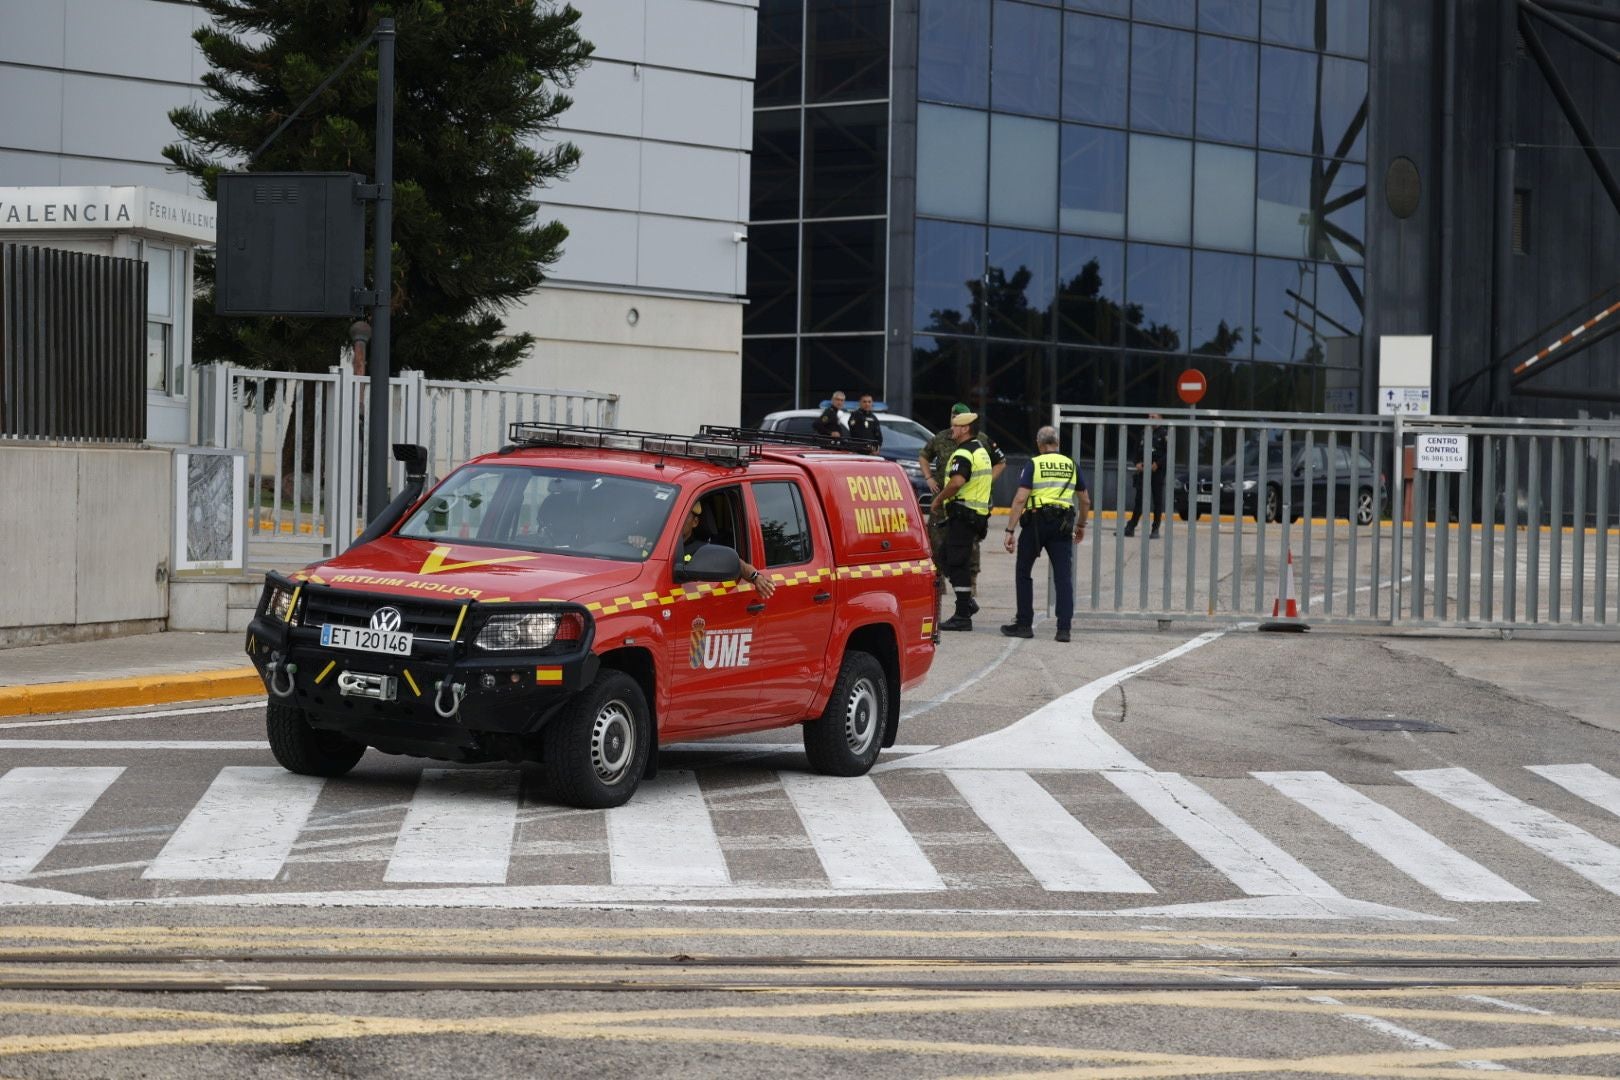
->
[1258,46,1317,153]
[1060,124,1125,236]
[1196,36,1257,145]
[1130,25,1194,135]
[1056,348,1119,416]
[986,342,1052,451]
[807,0,890,102]
[1061,13,1128,126]
[1120,352,1171,408]
[742,337,798,422]
[915,218,986,333]
[1057,235,1125,346]
[916,104,988,220]
[919,0,989,106]
[1127,134,1192,244]
[1255,151,1311,257]
[800,335,885,404]
[1133,0,1192,27]
[754,482,815,566]
[756,0,803,107]
[1320,56,1368,161]
[1124,242,1189,352]
[990,114,1059,228]
[912,335,985,425]
[804,103,888,217]
[1252,256,1320,363]
[1262,0,1368,57]
[751,109,800,221]
[1199,0,1259,36]
[1191,251,1254,359]
[1193,142,1254,250]
[802,219,886,332]
[1066,0,1127,15]
[1315,265,1364,365]
[987,227,1057,339]
[992,1,1061,116]
[1319,159,1365,264]
[745,224,799,334]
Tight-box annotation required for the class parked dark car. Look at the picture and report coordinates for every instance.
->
[1174,442,1386,525]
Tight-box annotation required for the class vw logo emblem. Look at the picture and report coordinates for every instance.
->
[370,606,404,632]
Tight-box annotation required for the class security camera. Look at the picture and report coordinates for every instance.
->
[732,231,747,243]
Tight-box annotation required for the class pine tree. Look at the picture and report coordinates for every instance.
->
[166,0,592,382]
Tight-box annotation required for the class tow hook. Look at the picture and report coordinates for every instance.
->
[433,679,467,719]
[266,653,297,699]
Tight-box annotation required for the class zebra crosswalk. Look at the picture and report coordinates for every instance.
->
[5,760,1620,911]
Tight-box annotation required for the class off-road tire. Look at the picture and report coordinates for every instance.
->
[1355,486,1376,526]
[803,651,888,777]
[1264,482,1283,523]
[542,670,651,809]
[266,700,366,777]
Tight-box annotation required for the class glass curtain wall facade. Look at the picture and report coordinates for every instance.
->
[744,0,893,423]
[745,0,1370,448]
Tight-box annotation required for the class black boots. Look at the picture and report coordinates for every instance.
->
[1000,623,1033,639]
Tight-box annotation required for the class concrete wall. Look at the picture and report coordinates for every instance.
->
[504,289,741,432]
[0,444,170,644]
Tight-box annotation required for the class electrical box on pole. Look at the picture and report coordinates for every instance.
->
[214,172,367,317]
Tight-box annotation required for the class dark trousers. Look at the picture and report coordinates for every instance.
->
[1014,511,1074,630]
[943,508,986,614]
[1127,470,1165,533]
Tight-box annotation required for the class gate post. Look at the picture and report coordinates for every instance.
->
[1392,410,1406,623]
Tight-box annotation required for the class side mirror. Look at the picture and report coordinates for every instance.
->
[393,443,429,481]
[674,543,742,583]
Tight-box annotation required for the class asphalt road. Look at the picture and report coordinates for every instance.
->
[4,547,1620,1078]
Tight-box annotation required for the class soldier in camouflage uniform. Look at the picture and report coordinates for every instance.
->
[920,403,1004,592]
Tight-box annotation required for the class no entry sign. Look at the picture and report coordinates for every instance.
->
[1176,369,1207,406]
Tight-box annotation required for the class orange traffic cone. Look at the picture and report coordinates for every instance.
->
[1260,550,1309,632]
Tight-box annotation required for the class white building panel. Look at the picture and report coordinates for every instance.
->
[0,149,62,186]
[0,68,66,154]
[58,155,185,191]
[574,0,646,63]
[645,0,755,80]
[543,204,640,286]
[560,61,644,139]
[0,0,67,66]
[562,132,642,211]
[64,0,197,84]
[640,67,750,151]
[639,142,742,220]
[61,73,192,163]
[637,214,740,294]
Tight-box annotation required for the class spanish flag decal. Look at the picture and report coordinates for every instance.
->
[536,666,564,685]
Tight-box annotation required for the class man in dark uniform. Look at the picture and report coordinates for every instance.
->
[936,412,993,631]
[1125,413,1168,538]
[679,502,776,598]
[1001,425,1089,642]
[847,393,882,452]
[812,391,846,439]
[920,403,1005,593]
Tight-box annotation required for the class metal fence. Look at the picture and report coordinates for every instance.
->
[194,363,618,567]
[1053,405,1620,633]
[1,243,145,442]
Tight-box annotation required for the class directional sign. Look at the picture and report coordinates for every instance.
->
[1415,433,1467,472]
[1378,386,1431,416]
[1176,369,1207,406]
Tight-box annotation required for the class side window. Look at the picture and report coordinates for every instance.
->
[694,486,751,562]
[780,416,818,435]
[753,481,814,567]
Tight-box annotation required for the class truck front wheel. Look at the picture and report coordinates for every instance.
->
[266,701,366,777]
[542,670,651,808]
[803,651,887,777]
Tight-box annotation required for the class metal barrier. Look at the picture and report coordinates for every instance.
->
[1052,405,1620,632]
[195,363,618,567]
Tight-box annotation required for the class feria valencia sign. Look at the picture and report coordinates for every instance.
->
[0,186,217,244]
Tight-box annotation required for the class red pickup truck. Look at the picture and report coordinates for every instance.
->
[247,424,938,807]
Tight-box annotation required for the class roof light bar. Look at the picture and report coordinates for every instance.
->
[507,422,760,467]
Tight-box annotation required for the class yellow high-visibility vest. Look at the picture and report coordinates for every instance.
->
[946,441,993,516]
[1027,452,1078,510]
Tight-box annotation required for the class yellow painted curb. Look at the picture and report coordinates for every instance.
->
[0,667,265,718]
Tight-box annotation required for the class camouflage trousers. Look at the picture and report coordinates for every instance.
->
[928,512,981,593]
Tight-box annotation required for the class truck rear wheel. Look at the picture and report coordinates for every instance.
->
[803,651,887,777]
[266,701,366,777]
[542,670,651,809]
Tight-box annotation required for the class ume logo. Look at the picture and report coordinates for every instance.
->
[689,624,753,669]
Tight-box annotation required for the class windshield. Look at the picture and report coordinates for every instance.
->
[397,464,680,562]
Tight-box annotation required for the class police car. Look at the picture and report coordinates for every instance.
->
[247,424,939,808]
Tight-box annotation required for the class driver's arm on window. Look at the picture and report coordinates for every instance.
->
[740,559,777,598]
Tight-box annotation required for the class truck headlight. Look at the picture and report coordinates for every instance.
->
[266,584,298,624]
[898,458,923,477]
[474,612,585,651]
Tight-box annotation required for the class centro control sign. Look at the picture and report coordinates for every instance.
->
[1415,434,1468,472]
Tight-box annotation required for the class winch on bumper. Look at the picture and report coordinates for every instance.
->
[245,574,598,741]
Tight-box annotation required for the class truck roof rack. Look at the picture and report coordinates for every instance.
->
[507,422,760,467]
[698,424,866,454]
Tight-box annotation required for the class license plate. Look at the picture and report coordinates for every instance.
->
[320,623,412,656]
[1196,494,1214,505]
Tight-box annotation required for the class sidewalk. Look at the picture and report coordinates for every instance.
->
[0,632,260,716]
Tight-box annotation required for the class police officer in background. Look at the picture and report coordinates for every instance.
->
[847,392,882,451]
[936,411,993,631]
[813,391,846,439]
[921,403,1005,594]
[1000,425,1089,642]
